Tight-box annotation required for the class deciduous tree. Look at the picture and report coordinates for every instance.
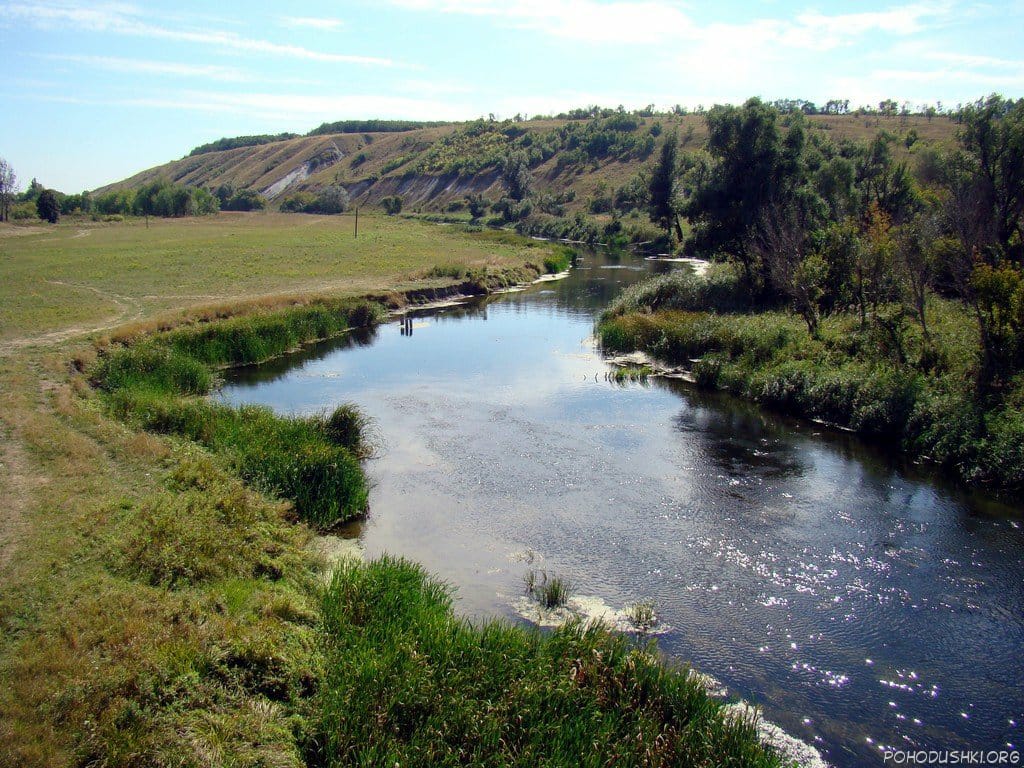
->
[36,189,60,223]
[0,158,16,222]
[647,131,682,242]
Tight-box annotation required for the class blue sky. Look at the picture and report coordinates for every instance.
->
[1,0,1022,191]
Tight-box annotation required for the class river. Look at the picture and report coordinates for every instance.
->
[221,248,1024,767]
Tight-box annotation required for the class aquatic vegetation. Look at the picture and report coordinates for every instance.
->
[625,600,659,632]
[315,556,784,767]
[610,364,652,383]
[318,402,380,460]
[524,569,572,609]
[601,263,747,319]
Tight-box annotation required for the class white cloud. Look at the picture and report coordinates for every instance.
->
[389,0,695,43]
[0,1,392,65]
[37,53,323,85]
[921,51,1024,69]
[38,53,254,82]
[281,16,345,31]
[387,0,951,47]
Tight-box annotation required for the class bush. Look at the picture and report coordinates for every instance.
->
[221,189,267,211]
[602,263,748,319]
[280,187,350,214]
[279,192,317,213]
[381,195,403,215]
[542,246,574,274]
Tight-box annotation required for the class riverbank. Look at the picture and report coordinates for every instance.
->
[597,267,1024,495]
[0,215,784,766]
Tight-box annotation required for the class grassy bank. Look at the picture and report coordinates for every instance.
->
[91,298,385,529]
[1,214,784,766]
[310,556,782,767]
[0,215,542,763]
[92,303,380,531]
[598,269,1024,493]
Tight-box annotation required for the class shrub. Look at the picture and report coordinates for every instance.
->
[602,263,747,319]
[542,246,574,274]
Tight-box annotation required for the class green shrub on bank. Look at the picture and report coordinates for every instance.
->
[542,245,575,274]
[602,263,747,318]
[312,556,783,768]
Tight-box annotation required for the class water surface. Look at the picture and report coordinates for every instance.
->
[222,250,1024,767]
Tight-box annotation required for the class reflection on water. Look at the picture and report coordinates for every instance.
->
[221,250,1024,768]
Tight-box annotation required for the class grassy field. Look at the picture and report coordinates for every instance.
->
[0,213,781,767]
[0,212,547,344]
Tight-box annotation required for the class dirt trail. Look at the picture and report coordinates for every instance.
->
[0,281,145,355]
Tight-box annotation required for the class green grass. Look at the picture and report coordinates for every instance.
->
[314,556,784,768]
[93,300,383,529]
[0,212,548,342]
[0,441,323,767]
[598,296,1024,493]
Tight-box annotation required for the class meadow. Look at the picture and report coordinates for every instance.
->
[0,212,547,344]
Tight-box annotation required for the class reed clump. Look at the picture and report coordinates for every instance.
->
[524,569,573,609]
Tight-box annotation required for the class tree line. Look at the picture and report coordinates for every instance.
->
[644,94,1023,396]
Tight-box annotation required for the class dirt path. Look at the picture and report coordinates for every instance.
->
[0,281,145,355]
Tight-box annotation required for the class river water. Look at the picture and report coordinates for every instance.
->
[221,249,1024,767]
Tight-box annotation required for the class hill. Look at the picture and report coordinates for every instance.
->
[97,111,958,216]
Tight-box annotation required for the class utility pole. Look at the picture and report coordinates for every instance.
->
[354,207,359,239]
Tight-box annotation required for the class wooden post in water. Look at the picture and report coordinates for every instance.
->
[354,208,359,239]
